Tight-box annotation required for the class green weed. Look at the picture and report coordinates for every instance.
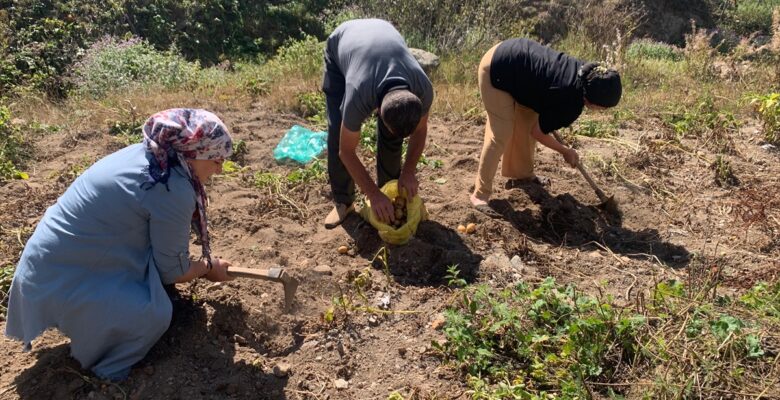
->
[711,155,740,187]
[664,95,740,153]
[571,119,619,138]
[435,278,780,399]
[0,106,32,181]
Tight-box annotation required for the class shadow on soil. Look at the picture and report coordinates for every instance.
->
[492,182,690,267]
[12,289,290,400]
[341,215,483,285]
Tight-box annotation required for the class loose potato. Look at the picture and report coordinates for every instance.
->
[337,245,349,254]
[457,224,467,233]
[466,223,477,234]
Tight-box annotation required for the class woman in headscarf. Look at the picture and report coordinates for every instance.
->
[470,38,622,216]
[5,108,235,380]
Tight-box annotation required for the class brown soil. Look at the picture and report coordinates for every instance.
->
[1,102,778,399]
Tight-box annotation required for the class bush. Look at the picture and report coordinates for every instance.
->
[750,92,780,144]
[72,36,201,99]
[717,0,780,36]
[626,39,683,62]
[348,0,571,53]
[0,0,330,96]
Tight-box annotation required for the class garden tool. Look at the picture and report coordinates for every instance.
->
[227,266,299,312]
[552,132,621,216]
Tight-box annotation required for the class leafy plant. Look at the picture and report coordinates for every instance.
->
[749,92,780,144]
[294,91,327,129]
[230,140,249,164]
[444,264,467,288]
[436,278,779,398]
[664,95,740,153]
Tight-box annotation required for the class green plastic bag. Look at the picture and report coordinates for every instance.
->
[360,180,428,245]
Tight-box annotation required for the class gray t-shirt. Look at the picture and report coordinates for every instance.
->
[326,19,434,131]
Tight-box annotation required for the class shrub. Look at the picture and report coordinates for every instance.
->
[717,0,780,36]
[626,39,683,62]
[348,0,570,53]
[750,92,780,144]
[72,36,201,99]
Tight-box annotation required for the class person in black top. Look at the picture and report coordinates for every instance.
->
[470,38,622,216]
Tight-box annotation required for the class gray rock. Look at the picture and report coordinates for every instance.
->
[409,48,440,75]
[313,265,333,275]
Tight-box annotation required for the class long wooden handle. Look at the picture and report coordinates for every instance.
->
[552,132,609,202]
[227,266,282,281]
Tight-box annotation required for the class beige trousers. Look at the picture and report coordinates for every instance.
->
[474,43,538,198]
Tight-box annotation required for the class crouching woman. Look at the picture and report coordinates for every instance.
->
[5,108,235,380]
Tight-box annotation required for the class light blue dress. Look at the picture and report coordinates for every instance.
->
[5,143,196,380]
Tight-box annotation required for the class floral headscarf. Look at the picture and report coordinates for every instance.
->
[141,108,233,266]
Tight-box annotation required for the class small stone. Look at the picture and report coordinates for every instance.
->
[510,255,524,269]
[430,316,446,330]
[233,334,247,346]
[588,251,602,258]
[397,347,407,357]
[207,282,223,291]
[367,315,378,326]
[300,340,319,350]
[377,293,391,309]
[347,248,356,256]
[313,265,333,275]
[334,379,349,390]
[143,365,154,375]
[272,362,291,377]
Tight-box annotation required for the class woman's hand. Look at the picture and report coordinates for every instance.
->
[562,148,580,168]
[204,258,235,282]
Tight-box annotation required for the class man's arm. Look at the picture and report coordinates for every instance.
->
[339,123,396,223]
[530,122,579,168]
[398,113,429,198]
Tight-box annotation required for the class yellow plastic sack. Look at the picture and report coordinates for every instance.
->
[360,180,428,245]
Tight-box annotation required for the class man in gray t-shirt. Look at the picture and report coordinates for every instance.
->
[322,19,434,229]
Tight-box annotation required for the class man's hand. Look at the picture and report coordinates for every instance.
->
[368,190,395,224]
[562,148,580,168]
[398,171,419,199]
[204,258,235,282]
